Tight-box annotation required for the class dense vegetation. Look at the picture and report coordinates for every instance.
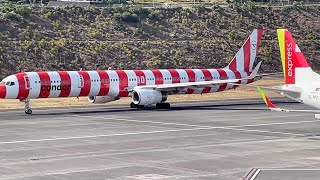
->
[0,2,320,79]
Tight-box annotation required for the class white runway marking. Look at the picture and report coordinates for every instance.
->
[74,114,320,130]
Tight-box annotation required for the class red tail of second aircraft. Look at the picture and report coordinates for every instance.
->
[277,29,317,85]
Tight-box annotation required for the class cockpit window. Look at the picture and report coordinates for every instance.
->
[4,82,15,86]
[0,81,5,85]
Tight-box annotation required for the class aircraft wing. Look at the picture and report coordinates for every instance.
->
[135,78,243,91]
[257,87,320,113]
[135,61,262,91]
[229,83,302,94]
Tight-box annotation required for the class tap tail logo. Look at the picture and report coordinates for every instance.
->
[277,29,310,84]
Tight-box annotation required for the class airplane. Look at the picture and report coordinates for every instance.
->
[243,29,320,118]
[257,87,320,118]
[0,29,264,114]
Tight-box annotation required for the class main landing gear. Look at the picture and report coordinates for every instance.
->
[129,102,171,109]
[21,99,32,114]
[156,102,170,109]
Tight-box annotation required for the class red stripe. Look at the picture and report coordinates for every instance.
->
[228,57,237,71]
[133,70,146,86]
[116,70,129,97]
[247,78,254,84]
[97,70,110,96]
[16,73,30,99]
[201,69,213,93]
[38,72,51,98]
[257,30,263,51]
[0,85,6,98]
[58,71,71,97]
[234,71,241,79]
[151,70,163,85]
[185,69,195,94]
[217,69,228,92]
[168,69,180,84]
[243,38,251,72]
[246,72,254,84]
[78,71,91,96]
[233,71,242,88]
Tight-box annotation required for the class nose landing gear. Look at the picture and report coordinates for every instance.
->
[21,99,32,114]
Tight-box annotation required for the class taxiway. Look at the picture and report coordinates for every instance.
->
[0,99,319,180]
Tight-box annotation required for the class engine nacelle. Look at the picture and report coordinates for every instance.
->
[88,96,118,104]
[132,89,167,105]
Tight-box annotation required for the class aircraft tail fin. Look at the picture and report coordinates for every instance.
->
[277,29,319,85]
[226,29,264,73]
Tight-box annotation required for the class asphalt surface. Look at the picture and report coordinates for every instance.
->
[0,99,319,180]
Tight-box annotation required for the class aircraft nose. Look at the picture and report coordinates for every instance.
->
[0,85,6,98]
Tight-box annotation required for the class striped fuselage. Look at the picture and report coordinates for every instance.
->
[0,68,260,100]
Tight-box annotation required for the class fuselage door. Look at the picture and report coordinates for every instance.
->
[24,75,31,90]
[79,75,84,88]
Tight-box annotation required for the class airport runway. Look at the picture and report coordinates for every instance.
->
[0,99,319,180]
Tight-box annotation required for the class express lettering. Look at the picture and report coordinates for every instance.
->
[41,85,71,91]
[287,43,293,77]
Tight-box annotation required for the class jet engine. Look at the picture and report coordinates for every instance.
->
[132,89,167,105]
[88,96,119,104]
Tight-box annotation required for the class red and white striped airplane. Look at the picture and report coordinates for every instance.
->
[0,29,263,114]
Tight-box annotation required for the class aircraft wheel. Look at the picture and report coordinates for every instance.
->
[156,103,170,109]
[130,102,135,108]
[137,105,144,109]
[25,109,32,115]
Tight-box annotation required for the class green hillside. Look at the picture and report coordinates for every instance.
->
[0,2,320,78]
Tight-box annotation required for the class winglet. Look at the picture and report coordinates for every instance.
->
[248,61,262,79]
[257,87,278,109]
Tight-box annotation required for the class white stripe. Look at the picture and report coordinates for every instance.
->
[5,75,19,99]
[125,70,137,89]
[249,29,258,71]
[159,70,172,84]
[107,70,119,96]
[26,72,40,99]
[249,169,261,180]
[224,69,235,90]
[87,71,100,96]
[239,71,248,84]
[48,72,61,98]
[193,69,205,94]
[143,70,155,86]
[208,69,220,92]
[69,71,81,97]
[176,69,188,83]
[175,69,189,93]
[236,47,245,71]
